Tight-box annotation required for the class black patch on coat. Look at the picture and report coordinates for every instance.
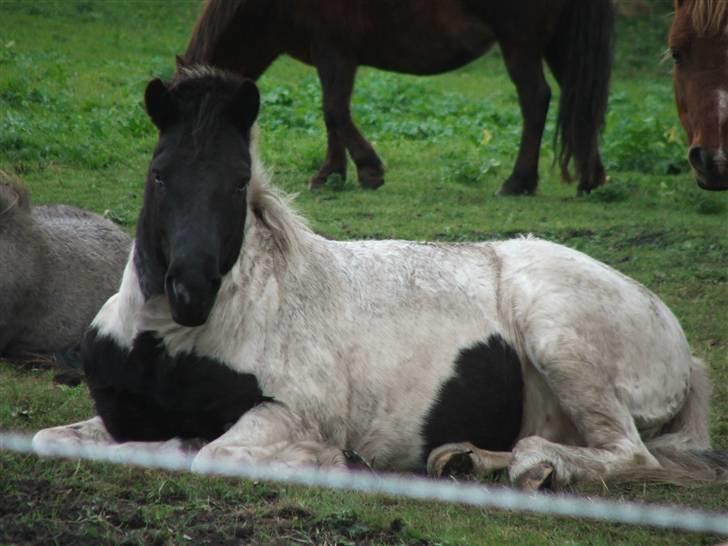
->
[421,334,524,464]
[83,328,271,443]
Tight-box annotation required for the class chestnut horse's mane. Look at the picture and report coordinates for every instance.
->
[681,0,728,37]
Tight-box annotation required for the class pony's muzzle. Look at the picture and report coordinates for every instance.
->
[164,263,222,327]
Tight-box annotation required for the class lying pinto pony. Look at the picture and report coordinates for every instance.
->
[34,67,728,489]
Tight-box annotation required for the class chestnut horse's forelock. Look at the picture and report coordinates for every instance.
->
[678,0,728,37]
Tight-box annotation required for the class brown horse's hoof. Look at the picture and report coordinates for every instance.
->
[358,169,385,190]
[497,175,537,196]
[309,170,346,191]
[308,175,327,191]
[357,162,385,190]
[359,175,385,190]
[576,166,607,196]
[577,178,607,196]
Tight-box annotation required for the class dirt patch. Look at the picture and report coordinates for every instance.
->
[0,475,429,545]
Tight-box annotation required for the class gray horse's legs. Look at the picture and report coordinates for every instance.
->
[311,45,384,190]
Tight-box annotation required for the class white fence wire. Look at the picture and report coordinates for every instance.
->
[1,430,727,537]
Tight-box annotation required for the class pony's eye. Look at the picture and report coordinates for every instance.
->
[236,177,249,193]
[154,173,165,186]
[671,48,683,65]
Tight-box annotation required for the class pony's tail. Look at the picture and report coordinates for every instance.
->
[617,358,728,486]
[546,0,614,190]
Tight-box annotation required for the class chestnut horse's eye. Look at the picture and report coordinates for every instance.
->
[671,48,683,65]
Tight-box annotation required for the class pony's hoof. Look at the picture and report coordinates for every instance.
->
[497,176,537,196]
[513,462,555,491]
[427,443,475,477]
[343,449,375,471]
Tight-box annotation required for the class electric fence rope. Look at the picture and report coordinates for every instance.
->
[1,431,727,536]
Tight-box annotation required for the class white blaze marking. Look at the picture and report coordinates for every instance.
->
[718,89,728,128]
[717,90,728,157]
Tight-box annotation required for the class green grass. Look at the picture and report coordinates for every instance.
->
[1,1,727,544]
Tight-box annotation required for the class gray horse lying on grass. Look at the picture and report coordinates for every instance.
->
[0,171,131,379]
[34,68,728,489]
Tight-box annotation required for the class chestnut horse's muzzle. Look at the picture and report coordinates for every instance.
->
[689,146,728,191]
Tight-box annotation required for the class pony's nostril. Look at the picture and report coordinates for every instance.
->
[688,146,707,174]
[165,274,191,306]
[173,279,192,305]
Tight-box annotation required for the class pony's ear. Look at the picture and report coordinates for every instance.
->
[230,80,260,133]
[144,78,177,130]
[175,55,187,71]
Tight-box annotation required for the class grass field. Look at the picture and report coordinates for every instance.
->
[1,1,727,544]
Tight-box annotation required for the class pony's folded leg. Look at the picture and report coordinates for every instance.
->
[427,442,512,479]
[508,434,660,491]
[190,402,344,473]
[33,416,113,456]
[107,437,203,467]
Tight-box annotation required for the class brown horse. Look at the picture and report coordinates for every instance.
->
[181,0,614,196]
[669,0,728,191]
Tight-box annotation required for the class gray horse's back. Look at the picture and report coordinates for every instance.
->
[1,198,131,358]
[29,204,131,352]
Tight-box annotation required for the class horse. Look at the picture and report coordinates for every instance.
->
[0,170,131,379]
[179,0,614,196]
[669,0,728,191]
[33,68,728,489]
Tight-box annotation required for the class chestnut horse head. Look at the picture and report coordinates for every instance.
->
[670,0,728,190]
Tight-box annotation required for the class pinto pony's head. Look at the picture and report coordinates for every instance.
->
[136,66,259,326]
[670,0,728,190]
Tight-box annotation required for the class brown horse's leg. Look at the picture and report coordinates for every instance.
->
[497,46,551,196]
[312,50,384,190]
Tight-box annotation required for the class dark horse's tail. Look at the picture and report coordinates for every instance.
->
[546,0,614,192]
